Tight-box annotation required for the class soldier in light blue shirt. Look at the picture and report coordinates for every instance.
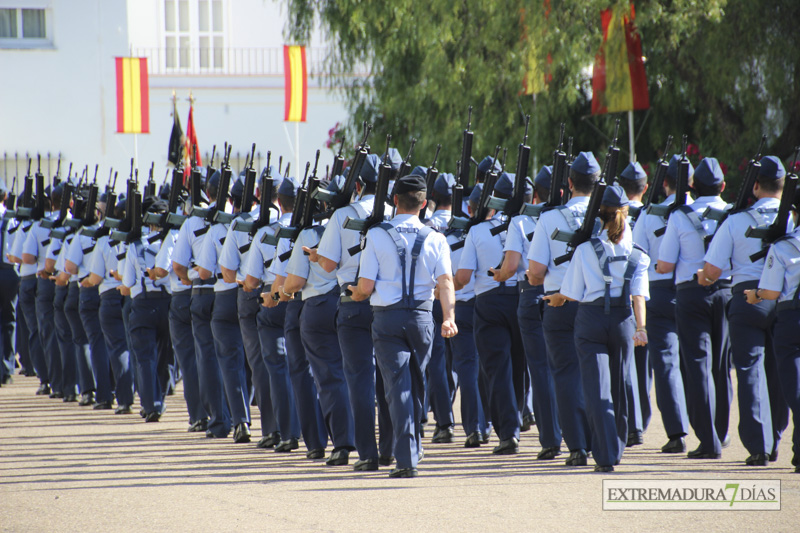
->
[551,185,650,472]
[631,155,692,453]
[657,156,732,458]
[489,165,561,458]
[701,156,790,465]
[173,173,232,438]
[0,182,21,387]
[284,178,355,466]
[48,232,81,402]
[527,151,599,466]
[746,185,800,474]
[312,155,396,469]
[349,173,456,478]
[456,174,525,456]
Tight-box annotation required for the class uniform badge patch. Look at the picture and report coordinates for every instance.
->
[767,256,774,269]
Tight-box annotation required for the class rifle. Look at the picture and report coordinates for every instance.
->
[81,171,119,239]
[234,159,277,241]
[144,164,186,243]
[14,159,34,220]
[459,106,474,188]
[604,119,621,186]
[110,186,142,244]
[158,169,170,197]
[420,144,442,218]
[3,177,16,215]
[544,124,567,210]
[634,135,673,220]
[206,144,217,180]
[313,123,372,215]
[145,162,156,197]
[746,148,800,262]
[551,178,607,266]
[106,177,137,232]
[53,157,61,187]
[40,181,73,230]
[488,115,532,236]
[269,164,320,262]
[449,145,502,235]
[652,136,691,237]
[705,134,767,222]
[238,147,261,214]
[385,138,416,207]
[212,144,239,225]
[30,155,46,221]
[331,136,345,179]
[343,135,393,256]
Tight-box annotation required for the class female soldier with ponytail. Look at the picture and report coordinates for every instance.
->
[544,185,650,472]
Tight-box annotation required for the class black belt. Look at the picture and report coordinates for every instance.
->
[478,283,519,297]
[191,278,215,289]
[649,279,676,289]
[518,279,542,293]
[373,299,434,313]
[676,279,731,291]
[455,298,475,307]
[0,263,14,270]
[21,274,36,280]
[135,287,170,300]
[777,300,800,312]
[731,280,759,294]
[339,283,357,304]
[580,296,630,309]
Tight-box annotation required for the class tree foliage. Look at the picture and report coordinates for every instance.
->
[285,0,800,188]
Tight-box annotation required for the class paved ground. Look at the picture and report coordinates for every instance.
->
[1,373,798,532]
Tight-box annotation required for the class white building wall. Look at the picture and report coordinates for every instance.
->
[1,0,351,192]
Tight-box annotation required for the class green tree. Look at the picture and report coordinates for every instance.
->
[285,0,800,189]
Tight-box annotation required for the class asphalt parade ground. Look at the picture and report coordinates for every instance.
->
[1,373,798,532]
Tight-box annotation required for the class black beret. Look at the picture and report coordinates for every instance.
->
[393,173,427,195]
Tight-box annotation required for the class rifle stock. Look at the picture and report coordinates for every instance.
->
[552,180,607,265]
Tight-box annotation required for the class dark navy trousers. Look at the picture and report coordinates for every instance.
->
[53,284,77,395]
[373,308,433,470]
[300,289,355,451]
[239,288,278,437]
[675,283,732,455]
[37,278,61,393]
[80,285,113,404]
[211,288,250,426]
[542,300,591,452]
[427,303,455,431]
[338,298,393,460]
[517,282,562,449]
[473,287,523,442]
[646,284,689,438]
[634,344,651,431]
[65,282,94,394]
[727,285,788,455]
[18,275,47,383]
[168,290,206,424]
[0,268,18,382]
[191,288,231,437]
[625,349,644,434]
[449,299,487,436]
[129,293,171,415]
[773,308,800,464]
[285,298,328,451]
[575,305,634,467]
[99,290,134,408]
[252,295,294,438]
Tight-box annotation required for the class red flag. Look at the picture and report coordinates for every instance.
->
[115,57,149,133]
[184,104,201,181]
[591,3,649,114]
[283,45,308,122]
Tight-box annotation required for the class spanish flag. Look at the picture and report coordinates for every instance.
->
[115,57,150,133]
[283,45,307,122]
[591,3,649,115]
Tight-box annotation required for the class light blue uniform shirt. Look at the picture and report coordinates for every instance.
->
[459,214,516,296]
[446,230,475,301]
[155,229,189,293]
[317,194,375,287]
[88,235,121,294]
[528,196,590,293]
[359,214,451,308]
[22,212,58,273]
[11,220,37,276]
[704,197,786,285]
[122,236,168,299]
[658,196,730,284]
[53,236,76,281]
[0,205,18,267]
[242,212,289,284]
[426,209,451,232]
[561,227,650,302]
[65,224,100,279]
[632,194,689,283]
[269,235,292,279]
[759,228,800,304]
[219,206,265,282]
[286,223,337,300]
[172,214,210,282]
[504,212,539,282]
[196,223,238,292]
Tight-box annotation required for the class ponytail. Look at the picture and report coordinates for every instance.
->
[599,205,628,244]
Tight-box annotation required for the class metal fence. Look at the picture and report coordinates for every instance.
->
[0,152,67,194]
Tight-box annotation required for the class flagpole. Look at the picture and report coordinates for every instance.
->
[134,133,139,171]
[294,122,300,180]
[627,110,635,162]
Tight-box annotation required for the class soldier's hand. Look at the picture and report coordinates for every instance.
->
[146,268,157,281]
[542,293,567,307]
[80,278,93,288]
[695,269,714,286]
[302,246,319,263]
[744,289,761,305]
[180,277,192,286]
[346,284,368,302]
[433,285,440,300]
[260,292,274,308]
[441,320,458,339]
[633,329,648,346]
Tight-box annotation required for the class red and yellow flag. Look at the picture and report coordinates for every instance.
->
[283,45,307,122]
[591,3,649,115]
[115,57,150,133]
